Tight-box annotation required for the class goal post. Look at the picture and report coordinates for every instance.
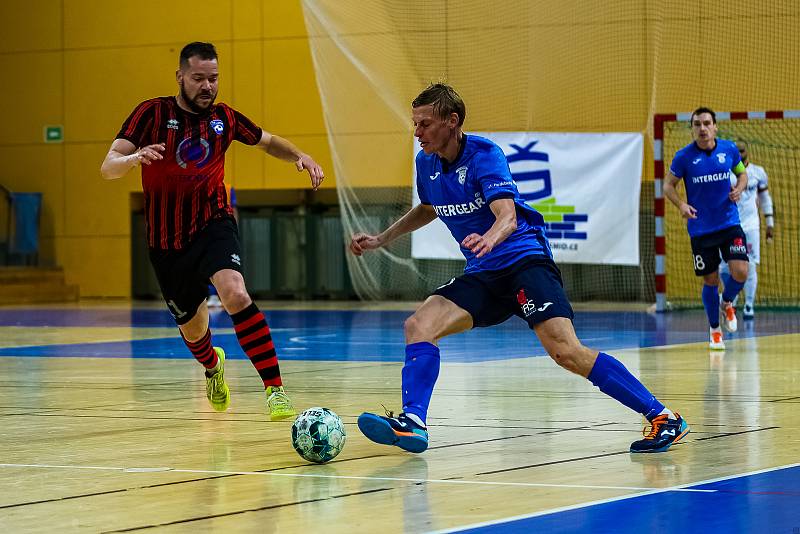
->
[654,111,800,311]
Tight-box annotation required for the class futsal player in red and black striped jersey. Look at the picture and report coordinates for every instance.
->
[101,42,324,420]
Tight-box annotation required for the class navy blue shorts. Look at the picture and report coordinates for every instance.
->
[431,256,574,329]
[689,224,749,276]
[148,216,243,324]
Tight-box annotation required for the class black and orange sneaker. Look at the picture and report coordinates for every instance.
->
[630,413,690,453]
[357,411,429,453]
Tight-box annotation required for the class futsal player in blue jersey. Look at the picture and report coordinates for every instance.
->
[349,83,689,454]
[664,107,749,350]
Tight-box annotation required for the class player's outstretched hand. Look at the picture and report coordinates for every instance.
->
[462,233,494,258]
[135,143,165,166]
[296,154,324,190]
[766,226,774,242]
[349,233,382,256]
[679,203,697,220]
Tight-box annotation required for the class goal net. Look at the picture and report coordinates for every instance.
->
[660,114,800,309]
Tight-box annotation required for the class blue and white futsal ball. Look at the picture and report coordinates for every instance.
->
[291,407,346,463]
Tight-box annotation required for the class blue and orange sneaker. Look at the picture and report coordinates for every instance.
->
[630,413,690,453]
[357,411,429,453]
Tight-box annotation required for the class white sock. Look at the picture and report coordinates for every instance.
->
[744,262,757,308]
[207,357,221,375]
[658,407,677,420]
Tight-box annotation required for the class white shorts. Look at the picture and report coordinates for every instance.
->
[743,227,760,264]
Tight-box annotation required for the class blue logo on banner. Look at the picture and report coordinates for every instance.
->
[506,141,589,241]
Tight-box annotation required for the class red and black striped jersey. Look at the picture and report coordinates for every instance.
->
[116,96,262,250]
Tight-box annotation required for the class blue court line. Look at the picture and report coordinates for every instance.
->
[0,309,797,362]
[440,463,800,534]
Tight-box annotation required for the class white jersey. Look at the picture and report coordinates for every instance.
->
[730,163,769,232]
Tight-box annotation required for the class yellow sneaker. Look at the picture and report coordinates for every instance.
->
[266,385,295,420]
[206,347,230,412]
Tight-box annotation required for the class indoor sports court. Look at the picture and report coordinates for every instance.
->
[2,1,800,532]
[1,303,799,531]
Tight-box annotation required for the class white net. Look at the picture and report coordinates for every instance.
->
[301,0,797,303]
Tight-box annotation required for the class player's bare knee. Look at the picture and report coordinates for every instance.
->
[732,264,749,282]
[404,314,430,342]
[219,287,250,312]
[548,343,581,374]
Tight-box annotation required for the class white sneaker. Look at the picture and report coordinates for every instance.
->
[720,301,737,333]
[743,304,754,320]
[709,327,725,350]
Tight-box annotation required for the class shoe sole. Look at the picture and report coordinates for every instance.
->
[358,413,428,453]
[630,422,691,453]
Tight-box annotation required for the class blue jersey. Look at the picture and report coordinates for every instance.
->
[416,135,551,273]
[669,139,743,237]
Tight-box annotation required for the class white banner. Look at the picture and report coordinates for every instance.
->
[412,132,643,265]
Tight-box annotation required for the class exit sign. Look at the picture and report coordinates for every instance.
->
[44,125,63,143]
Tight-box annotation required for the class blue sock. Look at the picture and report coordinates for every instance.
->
[588,352,665,420]
[722,276,745,303]
[702,284,720,328]
[401,342,440,425]
[721,272,732,289]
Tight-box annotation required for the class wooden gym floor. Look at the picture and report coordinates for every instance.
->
[0,302,798,533]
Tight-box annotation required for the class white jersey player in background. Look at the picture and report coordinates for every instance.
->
[720,140,775,319]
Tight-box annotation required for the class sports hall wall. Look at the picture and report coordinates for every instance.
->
[2,1,798,298]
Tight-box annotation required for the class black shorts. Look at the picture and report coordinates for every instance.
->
[689,225,749,276]
[432,256,574,329]
[148,216,243,324]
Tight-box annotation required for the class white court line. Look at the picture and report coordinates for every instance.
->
[0,462,715,493]
[430,461,800,533]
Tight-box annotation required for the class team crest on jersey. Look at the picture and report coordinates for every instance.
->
[167,119,179,130]
[717,153,726,163]
[456,166,468,184]
[210,119,225,135]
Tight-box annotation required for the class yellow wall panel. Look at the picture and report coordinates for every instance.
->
[65,143,131,237]
[3,0,799,298]
[58,236,130,297]
[64,46,176,143]
[65,43,235,143]
[228,143,265,189]
[63,0,232,49]
[0,1,62,52]
[522,23,649,131]
[263,39,326,135]
[232,0,263,40]
[264,0,308,38]
[700,14,800,110]
[264,134,335,189]
[0,52,63,145]
[230,41,264,126]
[0,145,65,240]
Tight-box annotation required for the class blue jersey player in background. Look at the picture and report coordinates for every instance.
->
[664,107,749,350]
[349,83,688,454]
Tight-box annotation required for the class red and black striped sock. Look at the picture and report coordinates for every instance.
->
[181,328,219,370]
[231,302,282,388]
